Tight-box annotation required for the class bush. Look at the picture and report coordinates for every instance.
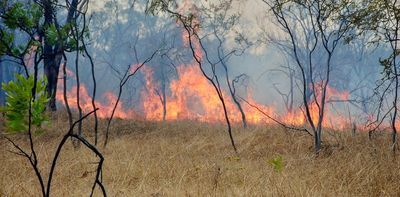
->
[1,74,49,134]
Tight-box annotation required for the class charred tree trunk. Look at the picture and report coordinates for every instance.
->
[43,52,62,111]
[42,1,60,111]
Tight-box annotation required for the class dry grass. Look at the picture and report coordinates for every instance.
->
[1,113,400,196]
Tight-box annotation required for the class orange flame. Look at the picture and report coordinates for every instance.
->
[56,62,353,131]
[139,64,351,130]
[56,84,138,119]
[55,0,354,131]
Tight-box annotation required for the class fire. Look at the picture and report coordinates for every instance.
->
[139,64,351,130]
[276,83,351,130]
[56,84,138,119]
[141,65,276,123]
[56,60,356,131]
[55,0,354,131]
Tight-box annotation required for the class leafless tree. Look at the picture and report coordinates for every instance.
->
[346,0,400,151]
[104,49,159,147]
[6,109,106,197]
[146,0,245,153]
[210,6,251,128]
[264,0,352,153]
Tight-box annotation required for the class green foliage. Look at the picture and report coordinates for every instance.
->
[345,0,400,41]
[378,49,400,80]
[1,1,85,57]
[146,0,168,15]
[45,23,59,45]
[268,155,284,172]
[45,23,74,47]
[145,0,199,29]
[0,2,44,57]
[3,3,43,31]
[0,30,14,55]
[45,22,84,51]
[1,74,49,134]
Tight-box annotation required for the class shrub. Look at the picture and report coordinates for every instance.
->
[1,74,49,134]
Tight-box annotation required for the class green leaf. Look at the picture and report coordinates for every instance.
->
[268,155,284,172]
[2,74,49,134]
[46,24,58,45]
[11,46,21,56]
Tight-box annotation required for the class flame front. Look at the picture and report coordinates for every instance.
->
[139,64,351,130]
[55,0,354,131]
[56,82,138,119]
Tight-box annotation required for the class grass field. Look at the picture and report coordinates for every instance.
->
[1,113,400,196]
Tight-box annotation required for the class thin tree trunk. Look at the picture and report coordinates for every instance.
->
[288,70,294,112]
[391,22,399,153]
[161,70,167,121]
[74,34,83,139]
[0,57,4,106]
[229,79,247,128]
[84,44,99,145]
[62,53,73,128]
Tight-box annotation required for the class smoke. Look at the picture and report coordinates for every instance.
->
[49,0,391,130]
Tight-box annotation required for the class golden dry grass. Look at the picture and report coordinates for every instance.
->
[1,113,400,196]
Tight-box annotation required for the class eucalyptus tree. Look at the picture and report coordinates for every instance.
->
[0,0,93,111]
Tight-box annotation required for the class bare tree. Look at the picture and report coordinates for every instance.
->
[264,0,352,153]
[6,110,106,197]
[209,4,251,128]
[104,49,159,147]
[346,0,400,151]
[261,59,296,113]
[146,0,245,153]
